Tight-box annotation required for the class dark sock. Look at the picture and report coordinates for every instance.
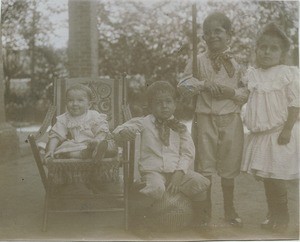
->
[272,179,289,226]
[92,140,108,161]
[221,177,238,220]
[263,178,276,221]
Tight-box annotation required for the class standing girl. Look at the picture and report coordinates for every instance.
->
[241,23,299,232]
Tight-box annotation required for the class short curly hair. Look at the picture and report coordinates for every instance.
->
[66,84,93,101]
[146,81,177,106]
[203,12,232,35]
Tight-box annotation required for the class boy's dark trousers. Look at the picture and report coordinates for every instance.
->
[263,178,289,227]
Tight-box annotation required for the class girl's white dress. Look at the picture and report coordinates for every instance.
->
[49,110,110,156]
[241,65,299,180]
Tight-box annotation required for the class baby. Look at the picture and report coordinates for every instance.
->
[45,84,116,161]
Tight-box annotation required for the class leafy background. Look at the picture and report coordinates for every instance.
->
[1,0,299,123]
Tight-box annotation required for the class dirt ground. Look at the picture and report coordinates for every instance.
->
[0,152,298,241]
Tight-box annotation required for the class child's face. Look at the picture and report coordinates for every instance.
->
[66,89,91,117]
[150,91,176,121]
[256,35,283,69]
[203,20,230,52]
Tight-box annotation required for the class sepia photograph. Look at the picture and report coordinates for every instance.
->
[0,0,299,241]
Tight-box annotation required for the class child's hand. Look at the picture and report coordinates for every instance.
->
[45,150,54,158]
[119,128,137,141]
[215,85,235,99]
[278,128,292,145]
[204,81,223,97]
[167,170,184,194]
[44,150,54,162]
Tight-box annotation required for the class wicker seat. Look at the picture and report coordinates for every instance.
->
[46,158,120,185]
[126,134,195,232]
[28,77,131,231]
[146,192,194,232]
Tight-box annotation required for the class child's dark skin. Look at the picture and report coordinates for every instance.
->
[202,19,235,100]
[255,34,300,146]
[119,91,184,194]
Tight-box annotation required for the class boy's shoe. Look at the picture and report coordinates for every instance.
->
[227,216,243,228]
[261,220,288,233]
[92,140,108,162]
[225,211,243,228]
[261,218,275,230]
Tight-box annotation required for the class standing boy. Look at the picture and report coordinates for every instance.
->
[178,12,248,227]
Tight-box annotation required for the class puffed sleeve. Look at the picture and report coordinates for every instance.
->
[89,111,110,141]
[90,110,109,136]
[49,115,68,141]
[286,66,300,108]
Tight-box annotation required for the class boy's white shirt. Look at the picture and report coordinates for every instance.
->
[177,51,249,109]
[113,114,195,174]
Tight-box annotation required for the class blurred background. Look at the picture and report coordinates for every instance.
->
[1,0,299,126]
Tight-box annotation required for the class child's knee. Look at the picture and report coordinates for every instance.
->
[182,174,210,200]
[194,174,211,191]
[140,182,165,200]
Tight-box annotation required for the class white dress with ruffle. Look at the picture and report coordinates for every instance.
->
[241,65,299,180]
[49,110,110,156]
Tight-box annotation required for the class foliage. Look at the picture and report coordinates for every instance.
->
[1,0,68,122]
[97,0,298,119]
[1,0,298,121]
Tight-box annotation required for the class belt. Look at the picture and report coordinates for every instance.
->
[198,113,239,128]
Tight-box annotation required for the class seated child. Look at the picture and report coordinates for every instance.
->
[113,81,210,225]
[45,84,117,161]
